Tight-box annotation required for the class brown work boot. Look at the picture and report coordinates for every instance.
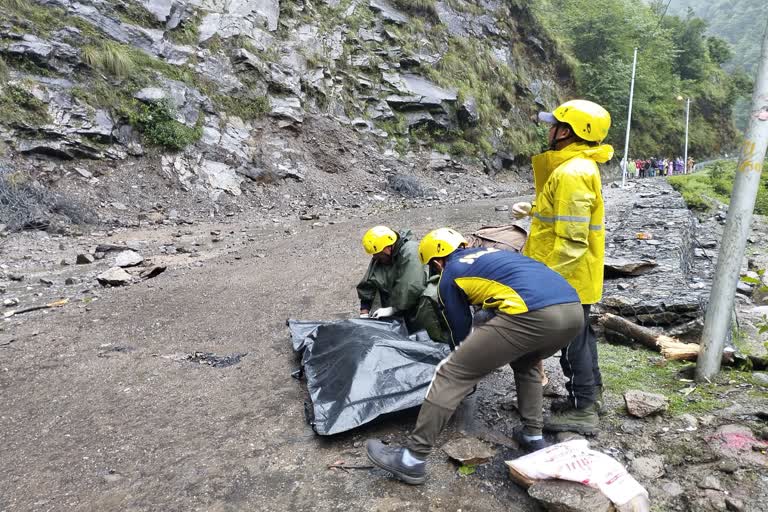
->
[543,404,599,435]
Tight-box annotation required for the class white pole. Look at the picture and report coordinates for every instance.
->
[684,97,690,173]
[695,22,768,381]
[621,47,639,188]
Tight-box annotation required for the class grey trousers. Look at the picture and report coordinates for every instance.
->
[407,302,584,457]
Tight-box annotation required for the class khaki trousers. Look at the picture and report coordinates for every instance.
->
[407,302,583,457]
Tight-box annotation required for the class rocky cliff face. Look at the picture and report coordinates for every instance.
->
[0,0,569,208]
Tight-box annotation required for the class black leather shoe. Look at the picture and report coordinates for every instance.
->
[366,439,426,485]
[513,427,550,453]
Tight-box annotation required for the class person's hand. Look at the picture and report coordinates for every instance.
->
[371,307,396,319]
[511,202,532,219]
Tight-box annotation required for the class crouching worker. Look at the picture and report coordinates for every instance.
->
[357,226,449,342]
[366,228,584,485]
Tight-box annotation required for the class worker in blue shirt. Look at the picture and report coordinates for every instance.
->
[366,228,584,485]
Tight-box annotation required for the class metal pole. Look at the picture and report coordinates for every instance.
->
[684,97,690,173]
[695,22,768,382]
[621,47,638,188]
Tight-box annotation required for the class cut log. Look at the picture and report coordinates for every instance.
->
[598,313,735,365]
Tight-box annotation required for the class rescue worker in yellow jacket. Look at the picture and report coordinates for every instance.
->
[512,99,613,434]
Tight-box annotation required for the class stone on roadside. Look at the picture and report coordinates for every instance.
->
[39,278,54,286]
[97,267,133,286]
[630,455,665,480]
[8,273,24,281]
[752,373,768,386]
[495,205,509,212]
[527,479,613,512]
[624,390,669,418]
[65,277,81,286]
[114,250,144,268]
[697,475,724,492]
[3,297,19,307]
[76,253,95,265]
[441,437,496,465]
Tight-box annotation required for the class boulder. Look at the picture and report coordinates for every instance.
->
[76,253,95,264]
[6,34,79,74]
[268,96,304,123]
[603,257,658,278]
[527,479,614,512]
[441,437,496,466]
[97,267,133,286]
[624,390,669,418]
[458,97,479,127]
[114,250,144,268]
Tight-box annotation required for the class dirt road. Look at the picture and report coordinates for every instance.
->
[1,198,540,512]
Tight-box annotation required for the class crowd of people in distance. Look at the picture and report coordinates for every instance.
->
[631,156,694,178]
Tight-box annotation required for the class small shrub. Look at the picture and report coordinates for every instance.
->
[115,0,163,29]
[0,171,95,231]
[126,100,202,150]
[0,82,50,126]
[83,42,136,79]
[392,0,438,18]
[167,12,201,46]
[214,94,269,120]
[0,56,8,84]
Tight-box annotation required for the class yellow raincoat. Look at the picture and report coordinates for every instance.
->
[523,142,613,304]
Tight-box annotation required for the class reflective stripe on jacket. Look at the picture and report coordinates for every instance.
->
[438,247,580,345]
[524,142,612,304]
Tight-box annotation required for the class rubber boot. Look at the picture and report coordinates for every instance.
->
[543,404,599,435]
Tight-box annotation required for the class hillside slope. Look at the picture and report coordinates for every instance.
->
[0,0,570,215]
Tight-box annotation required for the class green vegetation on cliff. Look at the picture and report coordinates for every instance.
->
[534,0,751,159]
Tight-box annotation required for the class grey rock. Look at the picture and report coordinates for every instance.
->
[527,479,613,512]
[368,0,409,24]
[630,455,664,480]
[495,205,509,212]
[140,0,174,22]
[0,285,5,294]
[74,167,92,179]
[604,257,658,277]
[716,460,740,474]
[8,273,24,282]
[660,481,685,498]
[725,496,745,511]
[383,73,458,104]
[3,298,20,307]
[736,281,753,296]
[199,160,243,196]
[458,97,479,126]
[752,373,768,386]
[624,390,669,418]
[134,87,168,103]
[39,278,55,286]
[441,437,495,465]
[697,475,724,492]
[96,267,132,286]
[76,253,95,265]
[111,202,128,211]
[64,277,81,286]
[114,250,144,268]
[6,34,79,73]
[269,96,304,123]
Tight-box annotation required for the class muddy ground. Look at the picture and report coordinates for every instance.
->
[1,188,767,512]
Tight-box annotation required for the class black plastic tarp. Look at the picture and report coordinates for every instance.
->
[288,318,451,435]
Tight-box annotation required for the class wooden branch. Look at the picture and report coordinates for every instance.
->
[3,298,69,319]
[598,313,735,365]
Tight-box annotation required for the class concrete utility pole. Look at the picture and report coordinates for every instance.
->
[696,22,768,382]
[621,47,639,188]
[684,97,690,171]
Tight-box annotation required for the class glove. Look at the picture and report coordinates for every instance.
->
[359,313,370,319]
[511,202,532,219]
[371,306,396,319]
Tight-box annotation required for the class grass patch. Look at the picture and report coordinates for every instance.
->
[115,0,164,29]
[668,160,768,215]
[213,94,269,120]
[83,42,136,79]
[167,12,201,46]
[0,82,50,126]
[392,0,438,18]
[0,56,8,83]
[598,342,756,415]
[125,100,201,150]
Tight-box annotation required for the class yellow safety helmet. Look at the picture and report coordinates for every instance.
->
[418,228,468,265]
[539,99,611,143]
[362,226,397,255]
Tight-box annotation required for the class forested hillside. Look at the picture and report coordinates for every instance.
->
[667,0,764,74]
[534,0,752,159]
